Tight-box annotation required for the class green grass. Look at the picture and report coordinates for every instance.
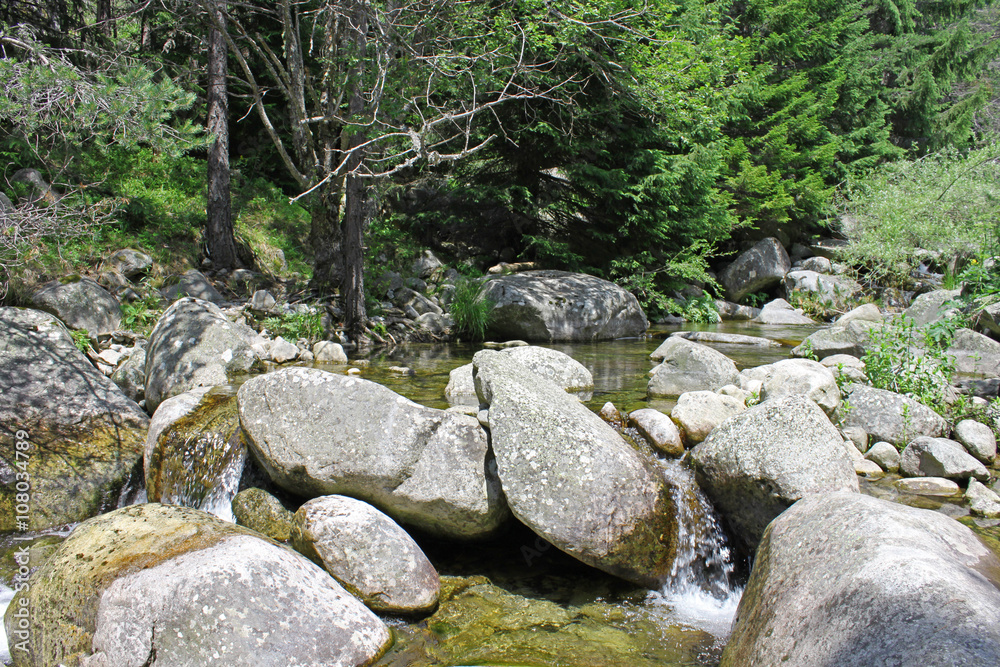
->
[450,277,494,340]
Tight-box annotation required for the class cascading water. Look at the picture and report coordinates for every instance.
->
[646,458,744,638]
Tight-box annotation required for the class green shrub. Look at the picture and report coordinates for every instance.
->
[71,329,92,354]
[120,293,162,336]
[260,310,324,342]
[450,278,494,340]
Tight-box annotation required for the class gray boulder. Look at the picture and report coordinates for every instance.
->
[627,408,684,457]
[238,367,508,539]
[292,495,440,614]
[903,289,961,327]
[415,312,454,335]
[719,237,791,303]
[393,287,443,316]
[689,395,859,550]
[145,387,245,521]
[949,328,1000,376]
[954,419,997,464]
[714,300,761,321]
[231,488,295,541]
[967,480,1000,518]
[836,384,948,447]
[752,298,816,325]
[865,441,900,473]
[144,297,263,411]
[31,277,122,335]
[670,331,781,347]
[0,308,148,532]
[161,269,228,305]
[482,270,648,342]
[900,436,990,482]
[896,477,962,496]
[412,249,444,279]
[3,504,390,667]
[250,289,276,311]
[313,340,348,363]
[792,320,879,358]
[109,346,146,403]
[473,349,677,587]
[722,492,1000,667]
[835,303,883,326]
[783,270,861,300]
[797,256,832,273]
[268,336,299,363]
[647,337,740,397]
[759,358,840,415]
[446,346,593,406]
[102,249,153,280]
[670,391,745,445]
[819,353,867,383]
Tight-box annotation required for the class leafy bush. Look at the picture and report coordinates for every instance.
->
[450,278,494,340]
[71,329,92,354]
[260,310,324,342]
[839,143,1000,287]
[120,294,162,336]
[666,291,721,324]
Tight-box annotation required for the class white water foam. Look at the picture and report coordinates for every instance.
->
[646,459,744,639]
[0,584,14,665]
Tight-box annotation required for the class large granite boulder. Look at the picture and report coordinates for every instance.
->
[647,337,740,397]
[292,495,440,614]
[144,297,263,411]
[0,308,148,532]
[238,367,508,539]
[903,289,962,327]
[145,387,246,521]
[719,237,791,303]
[689,395,858,550]
[836,384,948,447]
[899,436,990,483]
[30,277,121,335]
[4,504,390,667]
[473,350,677,587]
[792,319,879,359]
[445,345,593,405]
[954,419,997,464]
[758,358,840,415]
[481,270,647,342]
[722,492,1000,667]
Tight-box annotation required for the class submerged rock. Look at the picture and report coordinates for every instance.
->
[3,504,390,667]
[144,297,263,411]
[481,270,648,342]
[474,349,677,587]
[292,495,440,614]
[0,308,147,532]
[145,387,246,521]
[690,395,858,550]
[238,367,508,539]
[722,492,1000,667]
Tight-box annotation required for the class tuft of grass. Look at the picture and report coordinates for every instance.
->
[260,309,324,342]
[450,277,494,340]
[71,329,93,354]
[120,293,162,336]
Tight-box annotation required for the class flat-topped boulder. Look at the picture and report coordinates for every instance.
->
[722,492,1000,667]
[445,345,593,405]
[238,367,508,539]
[0,308,148,532]
[474,350,677,587]
[481,270,647,342]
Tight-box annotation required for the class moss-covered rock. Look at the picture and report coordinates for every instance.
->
[231,487,296,541]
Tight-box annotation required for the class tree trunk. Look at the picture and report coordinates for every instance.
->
[96,0,112,36]
[341,171,368,339]
[205,0,238,270]
[309,183,343,296]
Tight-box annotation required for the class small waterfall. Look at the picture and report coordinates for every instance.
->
[647,458,743,638]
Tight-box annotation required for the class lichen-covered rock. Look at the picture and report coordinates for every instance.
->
[109,346,145,403]
[627,408,683,457]
[791,320,879,359]
[722,492,1000,667]
[481,270,648,342]
[836,384,948,447]
[3,504,390,667]
[689,395,858,550]
[719,238,791,303]
[834,303,882,326]
[967,480,1000,518]
[145,387,245,521]
[102,249,152,280]
[144,297,262,411]
[783,270,861,300]
[160,269,228,305]
[292,495,440,614]
[232,488,296,541]
[900,436,990,483]
[474,350,677,587]
[670,391,744,445]
[903,289,962,327]
[0,308,147,532]
[30,277,121,335]
[954,419,997,464]
[647,337,740,397]
[239,367,508,539]
[759,358,840,415]
[446,346,593,405]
